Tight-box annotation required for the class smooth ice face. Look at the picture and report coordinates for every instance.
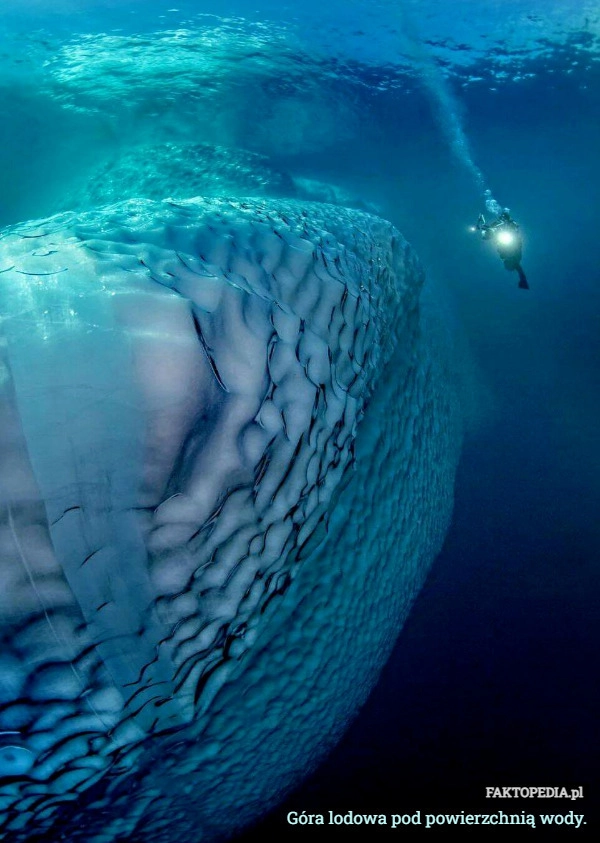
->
[0,196,460,840]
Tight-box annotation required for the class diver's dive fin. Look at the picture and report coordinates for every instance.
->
[516,265,529,290]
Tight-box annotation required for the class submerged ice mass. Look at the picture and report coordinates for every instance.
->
[62,142,380,216]
[0,194,460,839]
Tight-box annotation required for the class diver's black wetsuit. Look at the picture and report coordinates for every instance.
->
[476,213,529,290]
[494,222,529,289]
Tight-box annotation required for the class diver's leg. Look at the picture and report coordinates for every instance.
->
[516,264,529,290]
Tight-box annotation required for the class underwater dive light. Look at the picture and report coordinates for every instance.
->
[495,230,515,246]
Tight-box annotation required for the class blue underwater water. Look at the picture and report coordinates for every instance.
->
[0,0,599,839]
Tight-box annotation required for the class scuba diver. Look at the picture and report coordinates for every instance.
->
[472,209,529,290]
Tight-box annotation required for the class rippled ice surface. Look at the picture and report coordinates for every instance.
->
[0,0,599,839]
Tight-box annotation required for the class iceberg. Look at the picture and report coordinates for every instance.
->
[0,195,460,839]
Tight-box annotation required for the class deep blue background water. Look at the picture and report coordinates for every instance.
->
[1,0,598,837]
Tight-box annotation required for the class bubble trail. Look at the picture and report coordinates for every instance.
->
[395,4,503,214]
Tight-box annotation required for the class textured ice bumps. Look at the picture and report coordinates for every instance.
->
[0,197,425,837]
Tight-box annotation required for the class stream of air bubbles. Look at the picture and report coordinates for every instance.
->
[397,6,504,218]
